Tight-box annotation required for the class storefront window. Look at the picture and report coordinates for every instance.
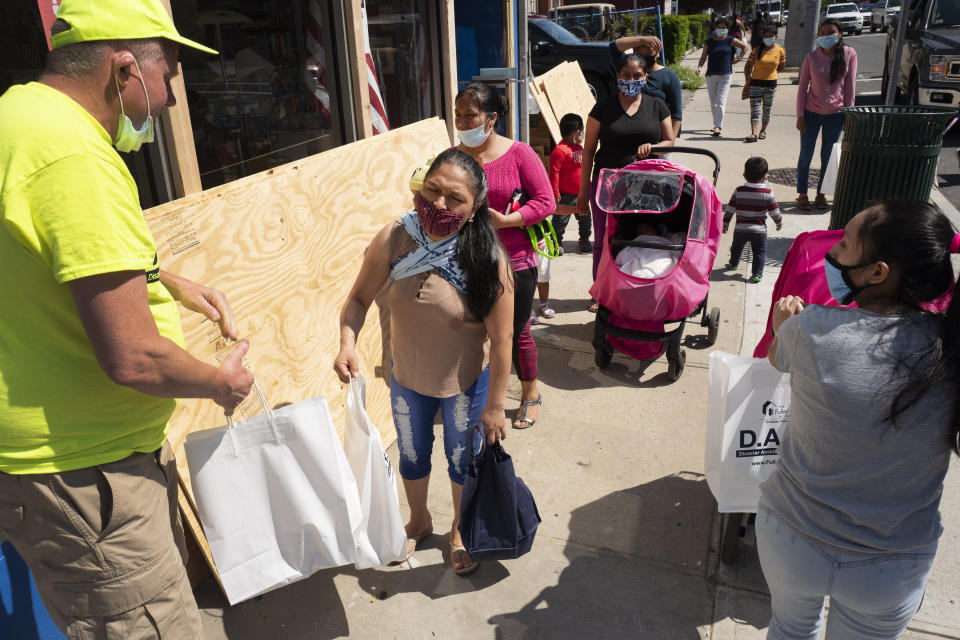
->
[171,0,350,189]
[365,0,440,131]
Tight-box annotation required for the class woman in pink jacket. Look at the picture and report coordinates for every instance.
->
[795,19,857,211]
[454,83,555,429]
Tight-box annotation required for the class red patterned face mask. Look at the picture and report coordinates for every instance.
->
[415,192,466,237]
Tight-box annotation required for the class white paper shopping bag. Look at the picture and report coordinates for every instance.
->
[820,140,842,196]
[184,384,363,605]
[705,351,791,513]
[344,376,407,568]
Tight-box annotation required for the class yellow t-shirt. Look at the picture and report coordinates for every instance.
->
[749,46,786,82]
[0,82,185,474]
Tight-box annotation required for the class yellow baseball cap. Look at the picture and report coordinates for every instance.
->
[50,0,218,55]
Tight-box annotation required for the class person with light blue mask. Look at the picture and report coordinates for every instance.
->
[743,24,785,142]
[761,200,960,639]
[576,53,675,291]
[795,19,857,211]
[696,18,748,137]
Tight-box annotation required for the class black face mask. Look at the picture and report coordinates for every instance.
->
[643,55,658,69]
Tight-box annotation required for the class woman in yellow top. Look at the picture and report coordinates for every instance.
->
[744,24,786,143]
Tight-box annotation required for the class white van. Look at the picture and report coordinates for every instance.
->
[755,0,783,26]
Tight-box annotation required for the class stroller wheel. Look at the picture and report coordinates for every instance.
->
[595,345,613,369]
[707,308,721,346]
[667,348,686,381]
[720,512,746,565]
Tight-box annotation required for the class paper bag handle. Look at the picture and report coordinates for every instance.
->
[225,380,274,428]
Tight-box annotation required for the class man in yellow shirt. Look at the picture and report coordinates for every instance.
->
[0,1,253,636]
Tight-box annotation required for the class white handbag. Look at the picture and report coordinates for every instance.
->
[184,384,364,605]
[344,376,407,569]
[705,352,791,513]
[820,139,842,196]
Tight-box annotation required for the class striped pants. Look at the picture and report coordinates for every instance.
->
[749,84,776,126]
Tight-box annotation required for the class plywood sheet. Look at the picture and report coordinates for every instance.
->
[528,76,562,143]
[144,117,452,583]
[541,61,596,137]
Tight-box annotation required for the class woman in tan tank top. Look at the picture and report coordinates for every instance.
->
[334,150,513,576]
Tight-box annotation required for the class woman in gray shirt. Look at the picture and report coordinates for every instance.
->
[760,200,960,639]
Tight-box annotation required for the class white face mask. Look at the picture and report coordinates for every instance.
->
[457,122,491,148]
[113,57,154,153]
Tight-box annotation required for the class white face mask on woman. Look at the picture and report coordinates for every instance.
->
[457,122,491,148]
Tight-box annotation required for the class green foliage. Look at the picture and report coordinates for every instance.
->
[669,63,704,91]
[661,15,689,65]
[686,14,711,48]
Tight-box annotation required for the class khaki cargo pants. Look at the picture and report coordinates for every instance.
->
[0,441,202,639]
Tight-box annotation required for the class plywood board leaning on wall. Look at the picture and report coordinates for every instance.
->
[143,117,452,589]
[529,61,597,144]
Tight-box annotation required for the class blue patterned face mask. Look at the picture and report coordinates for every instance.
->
[617,78,646,98]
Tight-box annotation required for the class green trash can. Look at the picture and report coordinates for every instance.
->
[829,105,957,230]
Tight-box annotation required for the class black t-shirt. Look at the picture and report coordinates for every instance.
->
[588,94,670,178]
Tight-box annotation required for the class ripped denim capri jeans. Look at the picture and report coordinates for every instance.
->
[390,367,489,485]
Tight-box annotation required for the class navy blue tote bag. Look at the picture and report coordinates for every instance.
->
[458,428,541,561]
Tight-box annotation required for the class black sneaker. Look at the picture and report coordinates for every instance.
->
[578,238,593,253]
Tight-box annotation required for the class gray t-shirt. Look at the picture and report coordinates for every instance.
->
[760,305,953,554]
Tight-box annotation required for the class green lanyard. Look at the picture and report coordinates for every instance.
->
[525,218,560,259]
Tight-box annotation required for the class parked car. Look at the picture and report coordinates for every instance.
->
[547,3,615,41]
[859,3,876,13]
[756,0,784,27]
[823,3,864,34]
[528,17,616,99]
[871,0,902,32]
[882,0,960,107]
[782,9,789,24]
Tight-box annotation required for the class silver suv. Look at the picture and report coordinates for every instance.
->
[871,0,902,31]
[823,3,865,34]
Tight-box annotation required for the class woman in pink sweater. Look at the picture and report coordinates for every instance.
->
[795,19,857,211]
[454,83,555,429]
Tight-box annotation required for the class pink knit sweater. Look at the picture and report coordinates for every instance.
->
[483,141,555,271]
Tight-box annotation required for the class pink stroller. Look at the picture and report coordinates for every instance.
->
[589,149,723,380]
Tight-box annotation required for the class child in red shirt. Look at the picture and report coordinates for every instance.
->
[549,113,591,254]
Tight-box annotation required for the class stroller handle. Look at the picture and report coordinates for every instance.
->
[663,147,720,185]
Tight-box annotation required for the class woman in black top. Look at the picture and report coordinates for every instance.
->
[576,53,674,294]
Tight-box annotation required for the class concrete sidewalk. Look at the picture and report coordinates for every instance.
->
[191,52,960,639]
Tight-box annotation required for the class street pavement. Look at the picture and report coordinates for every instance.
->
[189,47,960,640]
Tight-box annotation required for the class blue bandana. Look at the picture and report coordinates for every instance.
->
[389,212,467,293]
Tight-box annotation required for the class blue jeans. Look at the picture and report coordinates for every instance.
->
[756,500,937,640]
[797,110,844,195]
[729,230,767,278]
[390,367,489,485]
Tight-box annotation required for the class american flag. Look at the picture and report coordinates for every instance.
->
[361,1,389,135]
[304,0,332,123]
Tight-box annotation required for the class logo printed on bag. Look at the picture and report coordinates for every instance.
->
[382,450,395,481]
[737,396,790,461]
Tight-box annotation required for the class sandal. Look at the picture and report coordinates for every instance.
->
[711,127,721,137]
[513,394,542,430]
[401,525,433,562]
[815,194,829,210]
[758,131,767,140]
[450,542,479,576]
[796,194,812,211]
[538,302,556,319]
[587,300,599,313]
[745,135,757,143]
